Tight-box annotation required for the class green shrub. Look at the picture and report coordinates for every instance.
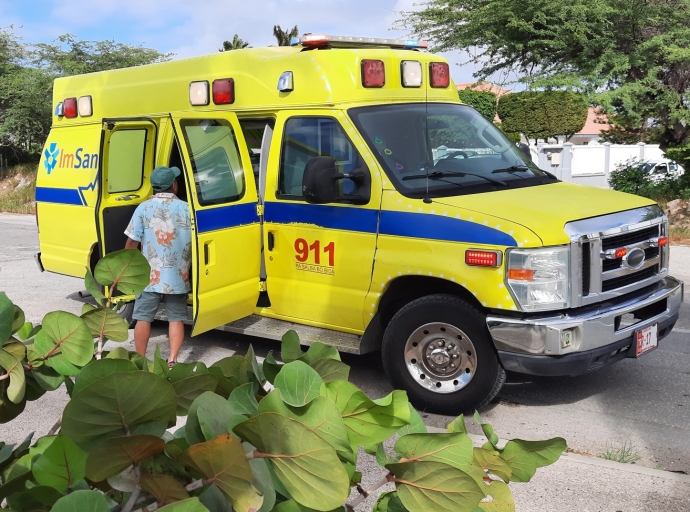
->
[0,252,566,511]
[457,89,497,121]
[609,158,690,201]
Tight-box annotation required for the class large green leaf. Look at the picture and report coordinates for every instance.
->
[243,442,275,512]
[280,330,304,363]
[81,307,129,342]
[270,500,342,512]
[85,435,165,481]
[273,361,322,407]
[228,382,259,416]
[72,358,139,396]
[0,292,14,345]
[50,490,110,512]
[261,352,282,384]
[2,340,26,361]
[308,358,350,382]
[7,484,63,510]
[198,484,233,512]
[33,311,93,367]
[0,348,25,403]
[387,461,485,512]
[258,390,353,464]
[0,378,26,423]
[373,492,408,512]
[211,355,250,389]
[397,404,427,436]
[178,434,263,512]
[84,266,106,306]
[394,433,473,470]
[15,321,34,341]
[447,414,468,434]
[32,365,65,391]
[500,438,567,482]
[245,345,265,385]
[233,412,349,511]
[94,248,150,295]
[299,342,340,364]
[322,380,410,447]
[473,448,512,483]
[11,305,25,335]
[185,392,235,445]
[173,373,219,416]
[140,472,190,506]
[476,480,515,511]
[61,371,177,451]
[31,435,87,492]
[158,498,212,512]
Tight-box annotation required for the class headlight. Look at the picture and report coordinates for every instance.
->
[506,246,570,311]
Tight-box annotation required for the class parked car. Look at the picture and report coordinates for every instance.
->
[637,159,685,184]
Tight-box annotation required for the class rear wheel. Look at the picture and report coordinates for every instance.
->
[116,301,135,328]
[381,294,505,415]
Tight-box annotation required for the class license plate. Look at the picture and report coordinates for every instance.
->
[636,324,658,357]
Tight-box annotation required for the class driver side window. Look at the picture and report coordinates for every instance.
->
[278,117,366,200]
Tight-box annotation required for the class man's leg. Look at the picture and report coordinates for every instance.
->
[168,321,184,362]
[164,294,189,363]
[132,292,160,357]
[134,321,152,356]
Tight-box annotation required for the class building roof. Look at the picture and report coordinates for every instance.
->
[575,107,611,135]
[456,82,511,97]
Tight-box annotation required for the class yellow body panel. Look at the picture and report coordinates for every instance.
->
[36,44,655,341]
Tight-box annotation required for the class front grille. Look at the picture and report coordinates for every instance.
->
[581,241,590,296]
[602,258,621,272]
[601,226,659,250]
[602,264,659,292]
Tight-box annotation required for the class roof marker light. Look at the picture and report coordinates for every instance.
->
[277,71,294,92]
[54,102,64,117]
[430,62,450,88]
[64,98,77,118]
[291,34,428,50]
[362,60,385,88]
[212,78,234,104]
[401,60,422,87]
[78,96,93,117]
[189,81,209,106]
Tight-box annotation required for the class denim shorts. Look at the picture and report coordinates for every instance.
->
[132,292,189,322]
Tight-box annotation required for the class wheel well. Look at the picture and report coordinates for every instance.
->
[89,243,100,273]
[377,276,483,331]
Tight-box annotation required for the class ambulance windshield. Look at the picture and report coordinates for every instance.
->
[349,103,556,198]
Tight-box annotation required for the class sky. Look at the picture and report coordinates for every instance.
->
[0,0,513,88]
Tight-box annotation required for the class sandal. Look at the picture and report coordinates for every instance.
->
[167,360,177,369]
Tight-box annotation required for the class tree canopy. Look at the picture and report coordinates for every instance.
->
[457,88,497,121]
[220,34,251,52]
[399,0,690,156]
[273,25,299,46]
[0,31,170,162]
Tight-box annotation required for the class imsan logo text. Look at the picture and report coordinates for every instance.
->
[58,148,99,169]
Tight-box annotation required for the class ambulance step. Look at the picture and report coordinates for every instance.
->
[154,308,363,354]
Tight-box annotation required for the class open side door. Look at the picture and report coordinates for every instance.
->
[170,113,261,335]
[97,119,157,258]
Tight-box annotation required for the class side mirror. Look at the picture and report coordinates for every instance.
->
[302,156,370,205]
[518,142,531,159]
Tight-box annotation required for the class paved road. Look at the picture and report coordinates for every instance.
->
[1,213,689,476]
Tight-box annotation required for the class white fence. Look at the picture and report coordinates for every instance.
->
[534,142,665,188]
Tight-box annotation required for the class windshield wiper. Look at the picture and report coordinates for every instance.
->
[491,165,530,174]
[402,170,507,186]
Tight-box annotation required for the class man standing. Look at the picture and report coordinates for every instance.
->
[124,166,192,367]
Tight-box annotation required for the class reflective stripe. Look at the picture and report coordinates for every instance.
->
[35,187,83,206]
[195,202,258,233]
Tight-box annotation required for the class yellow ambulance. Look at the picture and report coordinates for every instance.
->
[35,34,684,414]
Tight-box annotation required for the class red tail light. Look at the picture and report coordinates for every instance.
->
[64,98,78,118]
[429,62,450,88]
[212,79,234,104]
[361,60,385,88]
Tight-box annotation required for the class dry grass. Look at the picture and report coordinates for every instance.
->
[0,165,37,214]
[670,226,690,246]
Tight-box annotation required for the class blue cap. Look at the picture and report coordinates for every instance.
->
[150,166,181,191]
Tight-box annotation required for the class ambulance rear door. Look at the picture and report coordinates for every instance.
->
[171,113,261,335]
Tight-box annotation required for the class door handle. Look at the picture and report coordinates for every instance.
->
[204,242,210,265]
[115,194,140,201]
[267,232,275,251]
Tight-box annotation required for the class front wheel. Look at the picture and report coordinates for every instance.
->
[381,294,505,415]
[116,301,135,328]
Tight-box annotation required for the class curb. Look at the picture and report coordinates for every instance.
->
[427,426,690,484]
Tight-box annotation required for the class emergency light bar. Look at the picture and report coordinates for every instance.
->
[290,34,428,50]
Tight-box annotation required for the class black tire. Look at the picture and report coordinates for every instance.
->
[116,302,136,328]
[381,294,505,416]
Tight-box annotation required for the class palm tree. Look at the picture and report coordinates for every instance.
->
[272,25,299,46]
[219,34,250,52]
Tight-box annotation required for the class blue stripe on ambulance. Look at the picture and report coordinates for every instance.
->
[264,203,517,246]
[196,202,258,233]
[35,187,83,206]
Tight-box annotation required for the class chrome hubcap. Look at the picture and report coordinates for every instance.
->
[404,322,477,394]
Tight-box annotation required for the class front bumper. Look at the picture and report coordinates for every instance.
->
[486,276,683,376]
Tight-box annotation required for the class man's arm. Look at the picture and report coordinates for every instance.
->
[125,237,140,250]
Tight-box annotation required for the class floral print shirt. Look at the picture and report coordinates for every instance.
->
[125,193,192,294]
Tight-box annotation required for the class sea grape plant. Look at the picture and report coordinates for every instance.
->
[0,249,567,511]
